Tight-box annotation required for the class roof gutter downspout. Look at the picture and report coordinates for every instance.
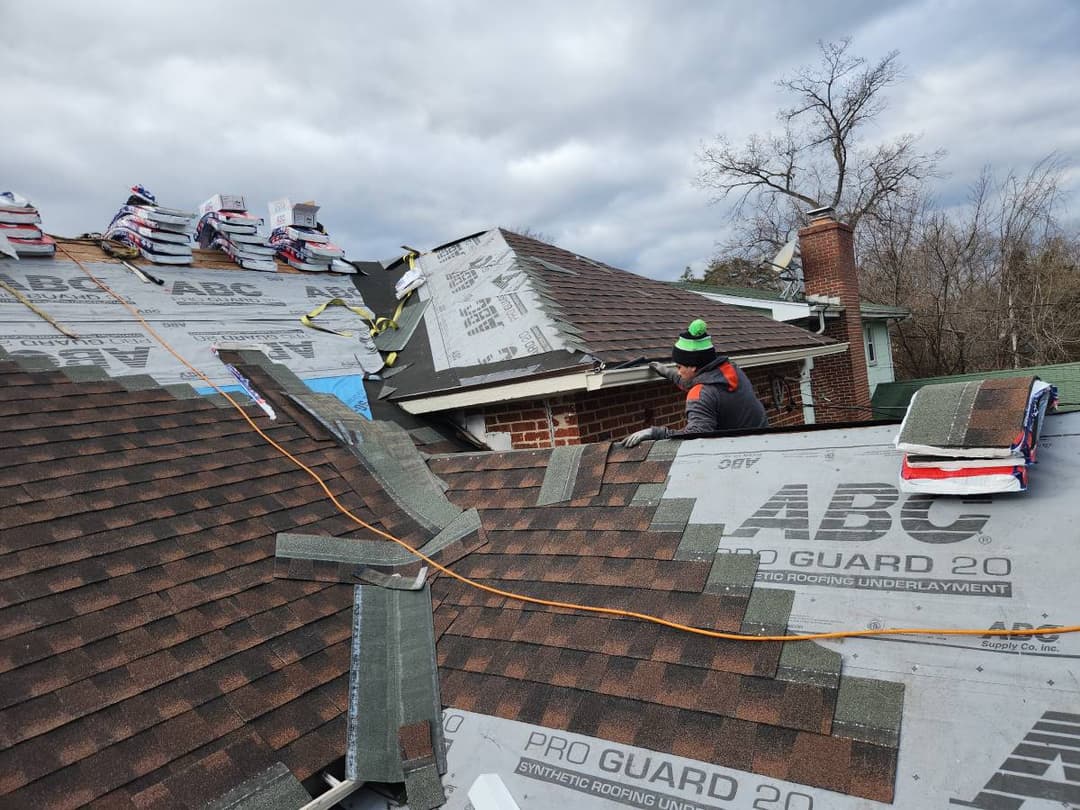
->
[801,357,816,425]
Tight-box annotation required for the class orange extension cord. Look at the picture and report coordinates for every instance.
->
[56,244,1080,645]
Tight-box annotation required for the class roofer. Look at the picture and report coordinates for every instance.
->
[621,319,768,447]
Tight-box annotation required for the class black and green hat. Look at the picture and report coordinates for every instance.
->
[671,319,717,367]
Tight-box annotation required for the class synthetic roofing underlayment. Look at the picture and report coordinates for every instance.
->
[3,339,1078,808]
[0,246,382,414]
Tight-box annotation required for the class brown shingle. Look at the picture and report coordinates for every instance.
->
[501,229,834,362]
[0,344,900,806]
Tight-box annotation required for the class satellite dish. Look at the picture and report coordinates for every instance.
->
[766,238,798,272]
[759,238,804,301]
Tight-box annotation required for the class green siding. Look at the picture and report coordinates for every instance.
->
[864,321,896,395]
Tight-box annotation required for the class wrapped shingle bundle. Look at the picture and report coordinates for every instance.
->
[895,376,1057,494]
[104,185,195,265]
[0,191,56,257]
[196,194,276,272]
[267,198,353,273]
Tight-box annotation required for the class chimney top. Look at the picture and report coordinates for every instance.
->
[806,205,836,222]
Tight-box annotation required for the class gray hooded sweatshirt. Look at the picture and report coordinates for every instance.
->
[657,356,769,435]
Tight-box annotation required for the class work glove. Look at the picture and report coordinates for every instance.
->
[620,426,669,448]
[649,361,678,384]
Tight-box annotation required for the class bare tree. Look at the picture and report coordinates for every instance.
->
[507,226,556,244]
[859,155,1080,378]
[989,155,1068,367]
[696,38,944,256]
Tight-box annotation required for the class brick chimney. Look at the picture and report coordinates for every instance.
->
[798,209,873,422]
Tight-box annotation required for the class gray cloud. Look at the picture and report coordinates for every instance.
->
[3,0,1077,279]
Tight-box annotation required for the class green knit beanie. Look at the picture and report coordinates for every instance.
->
[671,319,717,367]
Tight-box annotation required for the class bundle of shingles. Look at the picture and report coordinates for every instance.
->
[0,191,56,257]
[195,194,277,272]
[266,197,352,273]
[104,185,196,265]
[894,376,1057,494]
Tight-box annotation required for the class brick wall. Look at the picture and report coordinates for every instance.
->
[467,361,806,449]
[799,216,873,421]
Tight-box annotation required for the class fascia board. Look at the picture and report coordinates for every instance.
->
[396,343,849,414]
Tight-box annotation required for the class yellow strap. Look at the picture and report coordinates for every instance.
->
[368,292,413,338]
[0,279,80,339]
[300,298,375,338]
[99,238,140,260]
[369,252,421,338]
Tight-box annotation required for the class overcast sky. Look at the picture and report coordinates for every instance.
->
[3,1,1078,279]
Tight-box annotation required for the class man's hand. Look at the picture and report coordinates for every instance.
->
[619,426,668,448]
[649,361,679,384]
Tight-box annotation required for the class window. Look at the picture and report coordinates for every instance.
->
[864,325,877,365]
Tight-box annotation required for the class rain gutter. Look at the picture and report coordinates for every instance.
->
[396,343,848,414]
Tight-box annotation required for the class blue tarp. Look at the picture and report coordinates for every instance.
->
[195,374,371,419]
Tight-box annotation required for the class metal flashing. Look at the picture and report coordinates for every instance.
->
[648,497,695,533]
[536,445,586,506]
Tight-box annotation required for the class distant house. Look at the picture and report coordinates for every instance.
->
[674,282,909,396]
[355,213,876,448]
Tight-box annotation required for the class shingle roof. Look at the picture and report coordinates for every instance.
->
[351,230,838,402]
[425,444,900,802]
[501,230,834,362]
[0,356,399,808]
[0,348,901,806]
